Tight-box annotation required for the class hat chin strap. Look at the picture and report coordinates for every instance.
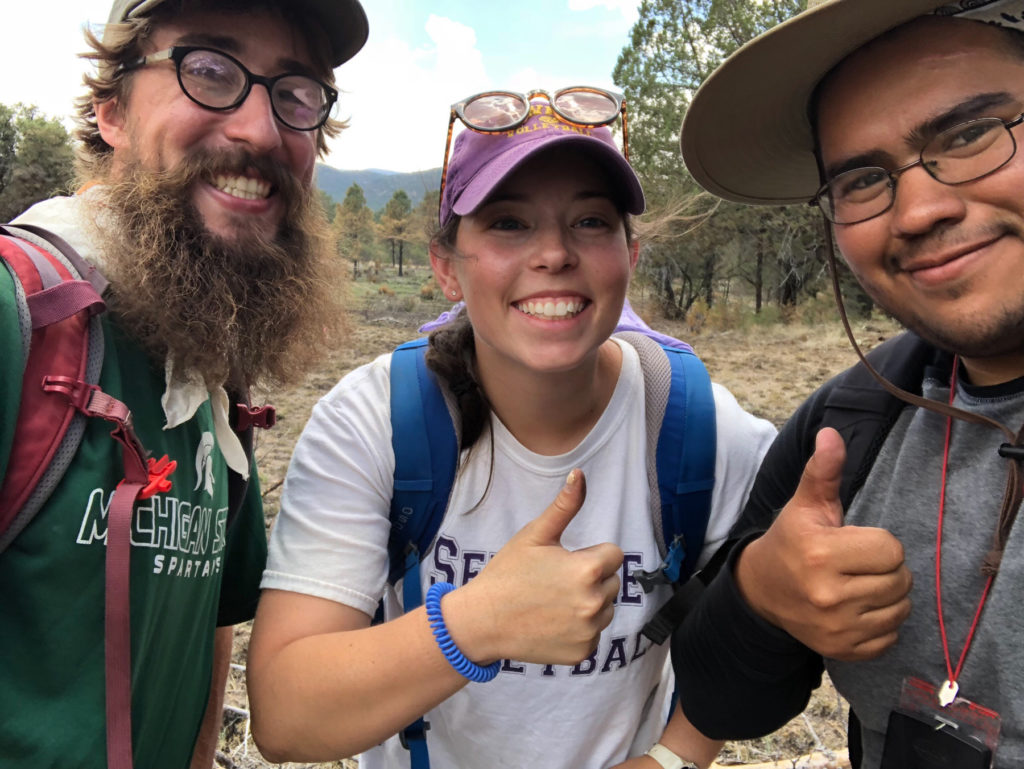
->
[823,213,1010,433]
[821,212,1024,575]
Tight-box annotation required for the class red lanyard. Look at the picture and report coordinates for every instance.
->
[935,356,995,707]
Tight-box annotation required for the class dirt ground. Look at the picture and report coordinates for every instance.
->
[216,295,902,769]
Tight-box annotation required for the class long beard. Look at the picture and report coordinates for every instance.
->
[90,148,345,391]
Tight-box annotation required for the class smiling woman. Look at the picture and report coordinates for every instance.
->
[245,88,777,769]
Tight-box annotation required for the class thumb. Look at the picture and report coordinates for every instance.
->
[526,468,588,545]
[791,427,846,528]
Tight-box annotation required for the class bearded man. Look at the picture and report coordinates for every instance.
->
[0,1,367,767]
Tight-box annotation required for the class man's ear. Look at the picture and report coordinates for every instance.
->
[628,239,640,271]
[94,98,129,150]
[430,242,462,301]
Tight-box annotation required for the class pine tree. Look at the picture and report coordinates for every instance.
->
[612,1,847,315]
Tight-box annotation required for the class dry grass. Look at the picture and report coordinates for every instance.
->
[217,294,903,768]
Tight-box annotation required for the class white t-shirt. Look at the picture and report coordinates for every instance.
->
[263,337,776,769]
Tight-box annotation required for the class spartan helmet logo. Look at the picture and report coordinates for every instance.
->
[194,432,216,497]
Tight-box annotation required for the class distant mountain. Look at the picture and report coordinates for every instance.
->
[316,164,441,212]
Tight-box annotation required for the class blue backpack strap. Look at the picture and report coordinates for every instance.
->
[655,345,716,584]
[388,337,459,593]
[388,337,458,769]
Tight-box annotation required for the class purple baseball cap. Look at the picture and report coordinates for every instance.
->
[440,102,645,226]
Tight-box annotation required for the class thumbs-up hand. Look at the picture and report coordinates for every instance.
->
[735,428,912,661]
[451,469,624,666]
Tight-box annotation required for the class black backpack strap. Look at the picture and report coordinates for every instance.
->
[642,539,731,644]
[820,331,941,508]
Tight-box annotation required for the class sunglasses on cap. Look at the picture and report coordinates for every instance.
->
[438,86,629,219]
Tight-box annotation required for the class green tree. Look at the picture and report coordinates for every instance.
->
[0,104,18,197]
[332,183,377,275]
[612,0,711,184]
[613,1,838,316]
[318,189,337,223]
[401,189,439,269]
[379,189,413,276]
[0,104,76,222]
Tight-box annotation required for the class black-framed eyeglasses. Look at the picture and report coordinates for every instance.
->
[811,112,1024,225]
[438,86,628,217]
[121,46,338,132]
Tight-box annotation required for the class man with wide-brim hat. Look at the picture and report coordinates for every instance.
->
[670,1,1024,767]
[0,1,367,767]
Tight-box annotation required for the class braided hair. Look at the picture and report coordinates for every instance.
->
[425,216,492,453]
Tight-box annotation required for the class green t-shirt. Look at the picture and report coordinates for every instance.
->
[0,266,267,768]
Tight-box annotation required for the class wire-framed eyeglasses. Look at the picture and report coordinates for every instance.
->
[811,112,1024,225]
[438,86,628,216]
[121,46,338,132]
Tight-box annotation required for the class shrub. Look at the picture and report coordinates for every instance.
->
[420,278,438,300]
[685,299,751,333]
[793,293,839,326]
[685,299,709,334]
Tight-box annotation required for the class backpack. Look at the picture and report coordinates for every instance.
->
[386,330,718,768]
[646,332,933,649]
[0,223,273,769]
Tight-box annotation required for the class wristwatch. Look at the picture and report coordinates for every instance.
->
[646,742,700,769]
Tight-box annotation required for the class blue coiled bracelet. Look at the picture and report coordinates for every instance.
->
[425,581,501,683]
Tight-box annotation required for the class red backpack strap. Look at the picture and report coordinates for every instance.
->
[0,229,106,542]
[10,222,109,296]
[43,372,176,769]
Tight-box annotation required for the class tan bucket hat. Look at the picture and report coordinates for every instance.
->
[107,0,369,67]
[680,0,1024,206]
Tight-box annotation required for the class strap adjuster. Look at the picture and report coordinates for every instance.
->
[43,375,134,427]
[42,375,103,413]
[44,375,153,485]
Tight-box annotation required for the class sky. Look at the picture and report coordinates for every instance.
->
[0,0,640,173]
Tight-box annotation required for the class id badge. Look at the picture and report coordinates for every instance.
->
[879,678,1001,769]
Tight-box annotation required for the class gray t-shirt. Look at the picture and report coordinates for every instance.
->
[828,367,1024,768]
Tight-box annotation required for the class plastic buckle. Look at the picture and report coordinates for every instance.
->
[398,719,430,750]
[118,455,177,500]
[236,403,277,431]
[140,455,176,499]
[636,537,687,594]
[635,567,670,594]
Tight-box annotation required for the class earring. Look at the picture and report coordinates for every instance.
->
[450,290,458,297]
